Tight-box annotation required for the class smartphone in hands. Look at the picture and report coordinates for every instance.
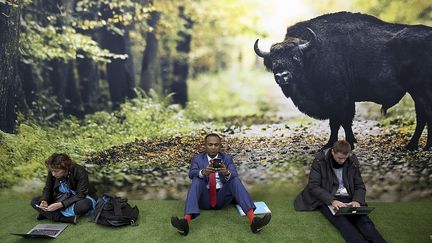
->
[212,158,223,169]
[36,204,48,210]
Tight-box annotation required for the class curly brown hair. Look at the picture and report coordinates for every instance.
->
[45,153,74,171]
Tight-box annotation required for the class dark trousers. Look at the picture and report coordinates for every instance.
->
[319,196,387,243]
[184,176,255,217]
[31,196,92,222]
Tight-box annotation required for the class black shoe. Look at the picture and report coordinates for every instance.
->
[251,213,271,233]
[60,215,77,225]
[171,216,189,236]
[36,214,46,220]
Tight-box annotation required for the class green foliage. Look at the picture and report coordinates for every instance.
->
[0,95,213,188]
[1,0,26,7]
[0,125,52,188]
[185,67,277,121]
[378,95,416,128]
[20,21,126,63]
[140,0,263,73]
[354,0,432,24]
[19,0,149,66]
[187,0,262,73]
[75,0,151,30]
[308,0,431,25]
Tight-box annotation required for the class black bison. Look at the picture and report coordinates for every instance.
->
[254,11,432,150]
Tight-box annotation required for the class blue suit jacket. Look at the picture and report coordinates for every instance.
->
[188,152,239,184]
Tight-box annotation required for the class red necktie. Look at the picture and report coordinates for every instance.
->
[209,159,217,208]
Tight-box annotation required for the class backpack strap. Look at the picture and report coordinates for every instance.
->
[111,198,123,216]
[91,198,106,223]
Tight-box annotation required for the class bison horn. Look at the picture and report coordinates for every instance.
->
[254,39,269,58]
[298,27,317,51]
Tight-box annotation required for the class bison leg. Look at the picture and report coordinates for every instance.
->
[322,119,340,149]
[341,103,357,148]
[423,100,432,151]
[342,124,356,150]
[405,119,425,151]
[425,122,432,151]
[406,100,426,151]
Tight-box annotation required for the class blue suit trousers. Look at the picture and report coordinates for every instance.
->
[184,176,255,218]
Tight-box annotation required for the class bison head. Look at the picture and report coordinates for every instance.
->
[254,28,317,87]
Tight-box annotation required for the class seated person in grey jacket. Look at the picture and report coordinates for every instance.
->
[294,140,386,243]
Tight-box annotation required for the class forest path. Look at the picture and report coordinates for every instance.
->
[85,99,432,202]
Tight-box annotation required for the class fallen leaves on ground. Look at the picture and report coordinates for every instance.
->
[84,120,432,201]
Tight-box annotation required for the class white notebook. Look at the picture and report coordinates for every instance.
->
[236,201,271,216]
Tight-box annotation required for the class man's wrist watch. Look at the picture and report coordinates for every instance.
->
[224,170,230,176]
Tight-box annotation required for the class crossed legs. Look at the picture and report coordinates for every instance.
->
[31,196,92,223]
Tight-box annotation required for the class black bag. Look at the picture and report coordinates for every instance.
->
[91,194,139,226]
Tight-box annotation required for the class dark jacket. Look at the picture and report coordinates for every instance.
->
[188,152,238,184]
[40,163,96,208]
[294,148,366,211]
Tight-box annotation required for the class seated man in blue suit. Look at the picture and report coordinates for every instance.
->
[171,133,271,235]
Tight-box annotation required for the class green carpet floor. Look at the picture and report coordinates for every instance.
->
[1,183,431,243]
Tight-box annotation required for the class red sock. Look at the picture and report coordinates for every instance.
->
[246,209,255,224]
[184,214,191,225]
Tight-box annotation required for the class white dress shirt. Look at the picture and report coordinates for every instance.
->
[198,154,230,189]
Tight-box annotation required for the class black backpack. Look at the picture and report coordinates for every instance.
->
[91,194,139,226]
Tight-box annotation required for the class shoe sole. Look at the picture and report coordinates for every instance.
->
[171,217,188,236]
[252,214,271,233]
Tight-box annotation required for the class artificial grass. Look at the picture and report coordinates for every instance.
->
[1,183,431,243]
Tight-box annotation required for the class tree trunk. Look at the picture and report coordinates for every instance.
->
[48,60,84,117]
[48,59,67,110]
[74,0,102,114]
[18,0,49,113]
[77,53,101,113]
[140,10,161,93]
[45,0,84,117]
[0,1,21,133]
[168,6,193,107]
[100,28,136,108]
[160,51,173,96]
[65,61,84,117]
[18,61,37,109]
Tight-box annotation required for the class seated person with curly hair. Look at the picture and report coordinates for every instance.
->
[31,153,97,224]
